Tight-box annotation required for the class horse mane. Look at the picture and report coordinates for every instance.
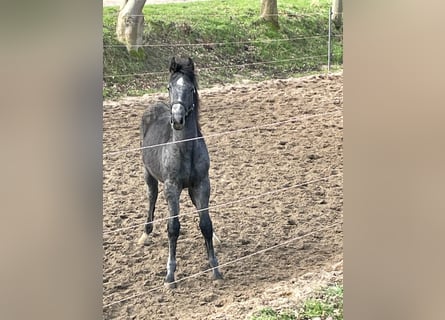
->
[169,57,201,133]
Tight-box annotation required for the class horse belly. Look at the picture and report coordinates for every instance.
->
[143,151,165,183]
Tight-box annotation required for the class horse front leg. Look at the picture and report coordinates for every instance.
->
[164,181,181,288]
[138,169,158,246]
[189,179,223,282]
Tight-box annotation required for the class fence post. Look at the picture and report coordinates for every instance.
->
[328,6,332,73]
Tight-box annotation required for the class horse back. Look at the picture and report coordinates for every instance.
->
[141,102,170,143]
[141,102,171,181]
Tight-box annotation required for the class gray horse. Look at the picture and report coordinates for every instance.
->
[138,57,223,287]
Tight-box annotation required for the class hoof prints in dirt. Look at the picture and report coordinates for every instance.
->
[103,73,343,319]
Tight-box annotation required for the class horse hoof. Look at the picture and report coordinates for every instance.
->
[164,281,177,289]
[212,273,224,287]
[212,278,224,287]
[137,233,150,246]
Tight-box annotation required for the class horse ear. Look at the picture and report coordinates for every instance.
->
[169,57,177,73]
[187,57,195,71]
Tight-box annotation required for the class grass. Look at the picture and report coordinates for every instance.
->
[252,308,298,320]
[103,0,343,99]
[250,284,343,320]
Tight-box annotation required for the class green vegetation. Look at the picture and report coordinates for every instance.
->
[250,284,343,320]
[251,307,297,320]
[103,0,343,99]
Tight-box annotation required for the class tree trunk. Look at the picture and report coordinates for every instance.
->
[116,0,147,52]
[260,0,279,28]
[332,0,342,28]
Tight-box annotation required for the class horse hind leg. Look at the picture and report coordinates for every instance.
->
[200,211,223,281]
[138,170,158,246]
[189,182,223,282]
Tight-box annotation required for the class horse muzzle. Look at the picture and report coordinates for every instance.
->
[171,103,186,130]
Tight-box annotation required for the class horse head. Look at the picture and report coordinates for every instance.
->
[168,57,199,131]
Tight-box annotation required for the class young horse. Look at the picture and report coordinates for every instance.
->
[138,57,223,287]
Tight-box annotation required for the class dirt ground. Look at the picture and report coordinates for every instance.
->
[103,73,343,319]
